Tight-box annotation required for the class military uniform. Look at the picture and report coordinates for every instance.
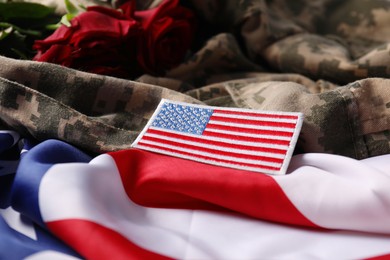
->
[0,0,390,158]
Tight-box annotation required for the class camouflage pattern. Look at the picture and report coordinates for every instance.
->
[0,56,200,153]
[0,0,390,159]
[222,77,390,158]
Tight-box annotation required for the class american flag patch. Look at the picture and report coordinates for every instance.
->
[132,99,303,175]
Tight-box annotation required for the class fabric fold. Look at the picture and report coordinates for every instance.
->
[5,139,390,259]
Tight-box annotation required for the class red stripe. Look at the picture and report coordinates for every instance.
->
[210,115,297,129]
[206,124,294,137]
[111,149,318,228]
[146,129,286,154]
[137,141,281,171]
[140,135,284,163]
[214,109,299,119]
[366,253,390,260]
[147,128,291,147]
[47,219,171,260]
[203,130,290,146]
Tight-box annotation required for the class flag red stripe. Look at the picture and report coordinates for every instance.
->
[213,109,299,119]
[137,142,281,171]
[205,124,294,137]
[48,219,172,260]
[113,149,318,228]
[146,129,287,154]
[147,128,291,147]
[141,135,285,163]
[202,130,291,146]
[367,253,390,260]
[210,115,297,128]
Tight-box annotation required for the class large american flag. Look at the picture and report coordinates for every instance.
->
[3,131,390,259]
[132,99,303,175]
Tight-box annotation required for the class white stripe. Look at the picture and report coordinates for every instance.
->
[208,120,296,132]
[25,251,81,260]
[135,144,279,175]
[40,155,192,259]
[143,133,286,159]
[134,141,282,169]
[213,112,298,123]
[147,127,290,150]
[0,207,37,240]
[274,153,390,234]
[204,128,292,141]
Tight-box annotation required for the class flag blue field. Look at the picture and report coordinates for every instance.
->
[0,131,83,259]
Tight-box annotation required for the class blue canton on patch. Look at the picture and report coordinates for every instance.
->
[151,103,214,135]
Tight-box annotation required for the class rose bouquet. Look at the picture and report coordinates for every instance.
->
[32,0,196,79]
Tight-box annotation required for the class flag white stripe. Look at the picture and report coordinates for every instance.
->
[25,251,82,260]
[135,144,280,174]
[147,127,290,149]
[212,112,299,123]
[0,207,37,240]
[136,140,282,168]
[204,128,292,141]
[208,120,296,132]
[143,133,286,159]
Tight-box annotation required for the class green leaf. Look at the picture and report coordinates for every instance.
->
[64,0,80,16]
[60,13,75,27]
[0,26,12,40]
[60,0,85,27]
[0,2,55,21]
[45,23,61,30]
[78,4,87,11]
[10,47,28,59]
[0,22,41,37]
[0,29,29,57]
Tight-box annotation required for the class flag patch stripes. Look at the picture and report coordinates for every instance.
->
[132,99,303,175]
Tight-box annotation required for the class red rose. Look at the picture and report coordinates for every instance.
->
[33,4,141,78]
[33,1,196,78]
[134,0,196,75]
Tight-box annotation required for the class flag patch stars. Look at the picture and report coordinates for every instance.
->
[151,102,213,135]
[132,99,304,175]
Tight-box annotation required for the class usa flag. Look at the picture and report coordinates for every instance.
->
[2,136,390,259]
[132,99,303,175]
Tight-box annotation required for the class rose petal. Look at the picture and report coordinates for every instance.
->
[135,0,179,29]
[34,44,74,66]
[33,25,74,51]
[86,5,127,20]
[118,0,137,18]
[70,11,137,43]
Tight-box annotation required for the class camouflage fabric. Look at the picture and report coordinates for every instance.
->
[0,0,390,159]
[0,56,199,153]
